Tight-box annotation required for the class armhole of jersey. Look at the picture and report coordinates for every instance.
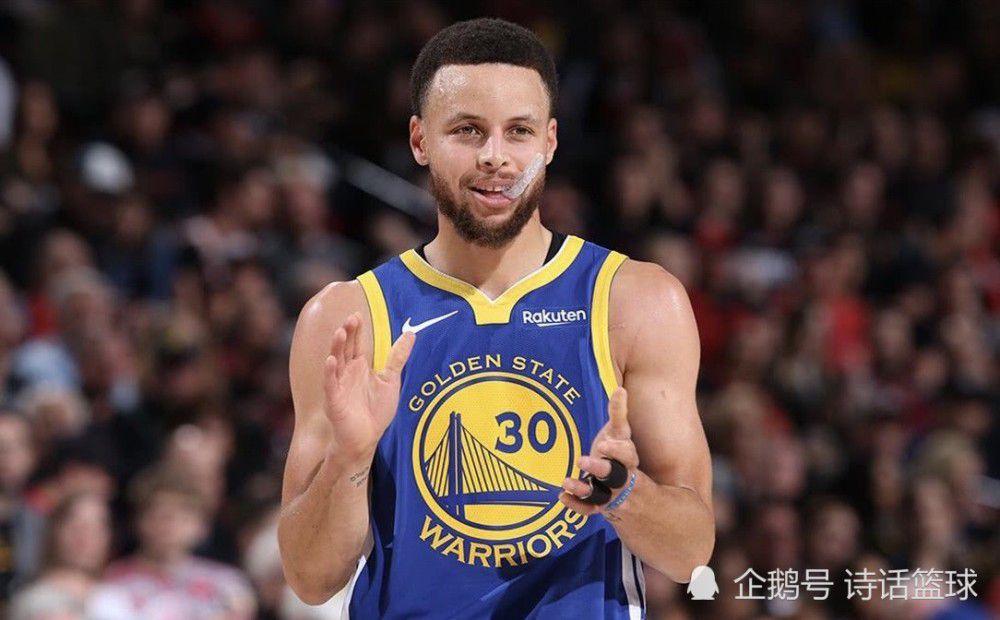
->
[357,271,391,372]
[591,251,628,398]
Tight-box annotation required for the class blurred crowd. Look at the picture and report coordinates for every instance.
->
[0,1,997,619]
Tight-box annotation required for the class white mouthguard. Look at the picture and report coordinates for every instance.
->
[502,153,545,199]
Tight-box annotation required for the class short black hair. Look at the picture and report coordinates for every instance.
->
[410,18,558,117]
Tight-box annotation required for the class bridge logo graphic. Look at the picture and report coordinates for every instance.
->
[412,371,582,542]
[424,411,562,518]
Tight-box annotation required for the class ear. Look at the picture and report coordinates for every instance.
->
[409,115,429,167]
[545,117,558,166]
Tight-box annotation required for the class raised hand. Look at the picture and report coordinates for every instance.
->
[559,387,640,515]
[323,312,415,466]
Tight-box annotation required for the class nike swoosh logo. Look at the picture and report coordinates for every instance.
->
[402,310,459,334]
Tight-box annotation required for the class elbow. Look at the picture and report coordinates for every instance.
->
[671,529,715,583]
[283,568,352,606]
[687,530,716,581]
[663,525,716,584]
[676,496,716,582]
[277,519,355,605]
[288,584,341,607]
[287,581,332,606]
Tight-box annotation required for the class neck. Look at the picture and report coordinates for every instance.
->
[424,215,552,300]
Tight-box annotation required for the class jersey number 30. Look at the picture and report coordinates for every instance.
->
[495,411,557,453]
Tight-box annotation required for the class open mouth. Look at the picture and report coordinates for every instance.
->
[469,187,514,207]
[472,188,507,197]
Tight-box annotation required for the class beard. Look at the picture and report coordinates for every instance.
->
[429,168,544,249]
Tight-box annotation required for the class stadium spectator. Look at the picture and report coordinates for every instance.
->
[87,466,255,620]
[0,409,42,606]
[7,492,111,620]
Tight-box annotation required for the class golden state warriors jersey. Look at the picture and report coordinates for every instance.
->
[350,233,646,619]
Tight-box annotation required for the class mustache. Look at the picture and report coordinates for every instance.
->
[463,174,518,186]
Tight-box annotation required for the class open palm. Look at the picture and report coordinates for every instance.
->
[324,312,415,464]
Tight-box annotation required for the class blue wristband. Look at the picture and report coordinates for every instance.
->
[605,471,637,511]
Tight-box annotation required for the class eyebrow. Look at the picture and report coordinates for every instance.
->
[444,112,542,125]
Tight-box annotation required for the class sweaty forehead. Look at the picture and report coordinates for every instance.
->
[424,64,549,121]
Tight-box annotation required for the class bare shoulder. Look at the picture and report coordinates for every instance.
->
[610,258,688,313]
[296,280,370,334]
[608,258,698,372]
[289,280,373,421]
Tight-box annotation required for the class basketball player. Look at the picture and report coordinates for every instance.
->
[278,18,714,618]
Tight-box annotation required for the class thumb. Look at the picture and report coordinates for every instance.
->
[381,330,415,378]
[607,386,630,439]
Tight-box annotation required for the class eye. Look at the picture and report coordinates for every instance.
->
[510,126,533,137]
[454,125,480,136]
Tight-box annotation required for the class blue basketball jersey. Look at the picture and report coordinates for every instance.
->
[349,234,646,619]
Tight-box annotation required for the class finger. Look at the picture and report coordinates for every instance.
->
[329,323,345,357]
[562,477,594,498]
[345,312,361,361]
[592,438,640,470]
[577,455,612,479]
[323,354,341,412]
[331,326,348,377]
[341,314,355,361]
[598,458,628,489]
[352,311,364,360]
[558,491,599,516]
[381,330,415,377]
[607,387,630,439]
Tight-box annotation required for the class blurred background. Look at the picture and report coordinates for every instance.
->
[0,1,997,619]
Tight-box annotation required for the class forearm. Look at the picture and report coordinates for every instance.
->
[604,471,715,583]
[278,453,373,604]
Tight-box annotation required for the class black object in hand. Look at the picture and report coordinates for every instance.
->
[576,458,628,505]
[596,458,628,489]
[577,475,612,505]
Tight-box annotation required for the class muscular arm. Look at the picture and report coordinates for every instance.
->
[278,281,373,604]
[606,260,715,582]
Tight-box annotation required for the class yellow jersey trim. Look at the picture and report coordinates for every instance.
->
[591,251,627,397]
[357,271,391,372]
[398,235,585,325]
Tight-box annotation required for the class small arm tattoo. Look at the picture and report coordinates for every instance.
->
[350,467,370,487]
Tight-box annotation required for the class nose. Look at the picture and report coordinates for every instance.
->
[476,134,509,171]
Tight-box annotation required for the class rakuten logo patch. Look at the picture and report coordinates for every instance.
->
[521,308,587,327]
